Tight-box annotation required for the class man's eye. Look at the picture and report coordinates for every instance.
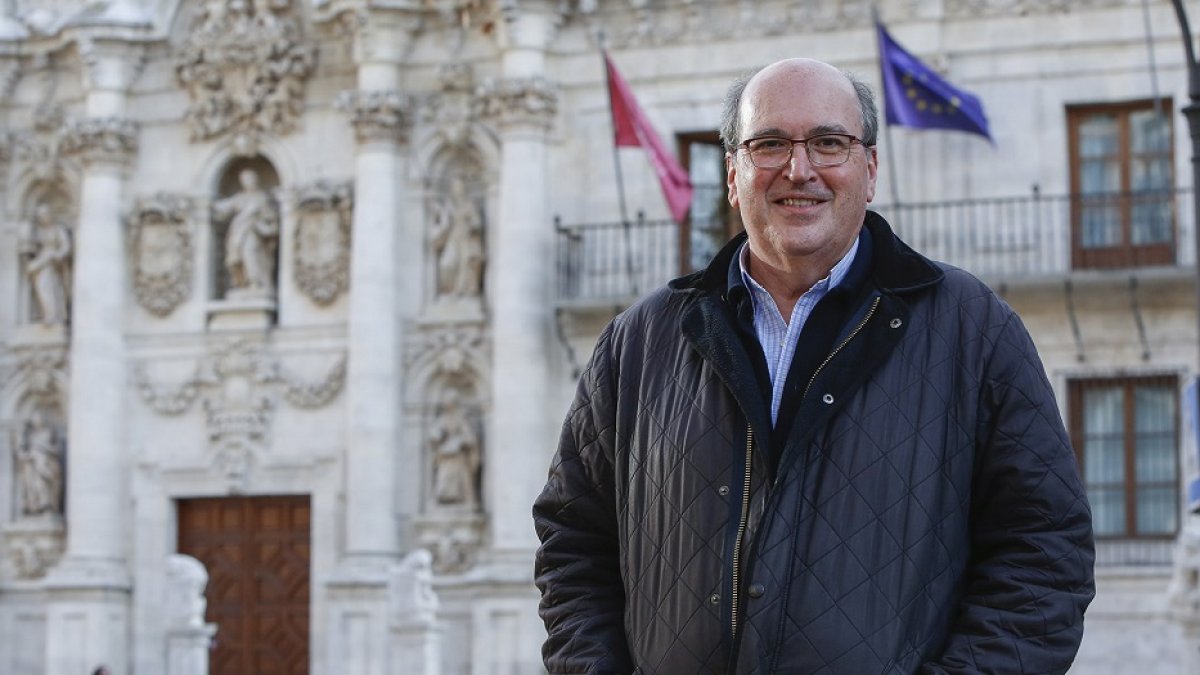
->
[811,136,849,151]
[752,138,789,151]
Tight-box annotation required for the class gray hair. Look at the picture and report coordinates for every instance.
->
[718,66,879,152]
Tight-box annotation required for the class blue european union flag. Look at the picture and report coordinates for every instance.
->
[876,21,992,141]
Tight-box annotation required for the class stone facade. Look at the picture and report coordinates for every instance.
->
[0,0,1196,673]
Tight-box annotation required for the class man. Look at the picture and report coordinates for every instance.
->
[534,58,1094,674]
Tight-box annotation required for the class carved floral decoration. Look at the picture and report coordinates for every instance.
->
[129,193,194,316]
[174,0,317,142]
[291,181,352,306]
[134,340,346,486]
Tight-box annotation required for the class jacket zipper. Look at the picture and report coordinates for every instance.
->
[799,296,881,405]
[730,425,753,640]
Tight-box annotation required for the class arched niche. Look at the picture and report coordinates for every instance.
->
[15,182,76,328]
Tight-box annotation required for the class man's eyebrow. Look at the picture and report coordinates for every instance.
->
[745,123,852,139]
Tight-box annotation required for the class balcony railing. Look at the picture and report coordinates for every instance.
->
[555,188,1196,305]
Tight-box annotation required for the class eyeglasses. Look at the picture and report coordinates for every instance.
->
[736,133,868,169]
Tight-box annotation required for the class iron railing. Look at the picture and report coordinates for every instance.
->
[555,188,1196,304]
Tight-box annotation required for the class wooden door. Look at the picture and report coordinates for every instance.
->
[178,496,311,675]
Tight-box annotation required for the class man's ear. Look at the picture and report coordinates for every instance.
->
[726,152,740,209]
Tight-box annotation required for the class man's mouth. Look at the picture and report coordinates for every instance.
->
[778,197,825,207]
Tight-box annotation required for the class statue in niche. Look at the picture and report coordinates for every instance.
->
[428,390,481,508]
[21,203,72,325]
[430,177,485,299]
[214,168,279,295]
[11,409,65,517]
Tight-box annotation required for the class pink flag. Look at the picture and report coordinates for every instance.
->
[604,54,694,223]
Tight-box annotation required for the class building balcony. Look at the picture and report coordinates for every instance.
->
[554,188,1197,309]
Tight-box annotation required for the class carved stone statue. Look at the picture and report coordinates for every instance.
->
[430,178,484,299]
[213,169,279,295]
[21,203,71,325]
[12,410,65,517]
[166,554,210,629]
[428,392,481,508]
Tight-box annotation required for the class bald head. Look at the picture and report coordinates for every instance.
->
[719,58,878,152]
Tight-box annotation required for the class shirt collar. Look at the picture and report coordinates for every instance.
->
[730,233,862,302]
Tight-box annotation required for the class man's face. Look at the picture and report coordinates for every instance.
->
[727,60,878,275]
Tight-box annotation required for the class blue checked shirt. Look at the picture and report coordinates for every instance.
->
[738,237,860,425]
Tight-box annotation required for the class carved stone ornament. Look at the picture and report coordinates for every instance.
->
[404,323,488,375]
[336,90,414,145]
[129,193,194,316]
[59,116,139,168]
[389,549,439,625]
[475,77,558,131]
[134,341,347,484]
[174,0,317,142]
[421,63,479,145]
[10,409,66,518]
[13,106,68,183]
[3,517,65,580]
[292,181,352,306]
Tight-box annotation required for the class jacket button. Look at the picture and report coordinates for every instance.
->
[821,393,834,404]
[708,593,720,605]
[748,583,765,598]
[718,485,730,496]
[890,318,903,329]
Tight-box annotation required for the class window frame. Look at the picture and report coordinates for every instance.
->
[1066,99,1176,270]
[1068,374,1181,540]
[677,131,742,274]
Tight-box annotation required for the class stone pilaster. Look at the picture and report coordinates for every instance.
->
[325,10,421,675]
[482,2,561,566]
[42,37,141,675]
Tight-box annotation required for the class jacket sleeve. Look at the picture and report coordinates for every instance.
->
[533,325,635,675]
[923,312,1095,675]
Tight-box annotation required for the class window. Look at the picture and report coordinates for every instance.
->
[1067,100,1174,269]
[1069,375,1179,539]
[679,133,741,273]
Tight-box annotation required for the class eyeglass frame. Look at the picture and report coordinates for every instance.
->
[734,133,872,169]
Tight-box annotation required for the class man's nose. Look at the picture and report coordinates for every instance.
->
[784,143,818,181]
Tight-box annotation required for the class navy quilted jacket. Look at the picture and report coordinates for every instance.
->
[534,213,1094,674]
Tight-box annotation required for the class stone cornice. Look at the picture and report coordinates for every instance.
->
[59,117,139,169]
[336,90,415,145]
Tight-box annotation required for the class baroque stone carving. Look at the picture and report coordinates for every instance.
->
[59,116,139,168]
[174,0,317,142]
[12,106,68,183]
[389,549,439,625]
[4,518,65,579]
[214,168,279,297]
[475,76,558,131]
[282,354,347,408]
[165,554,210,630]
[422,63,479,145]
[129,193,194,316]
[292,181,352,306]
[336,90,414,144]
[428,387,481,508]
[20,202,72,325]
[430,177,484,301]
[198,340,278,486]
[134,341,347,483]
[10,408,65,517]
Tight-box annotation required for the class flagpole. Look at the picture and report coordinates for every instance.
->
[871,8,904,230]
[600,38,639,297]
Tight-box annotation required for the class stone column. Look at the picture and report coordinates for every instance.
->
[482,1,561,564]
[326,11,420,675]
[43,36,142,675]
